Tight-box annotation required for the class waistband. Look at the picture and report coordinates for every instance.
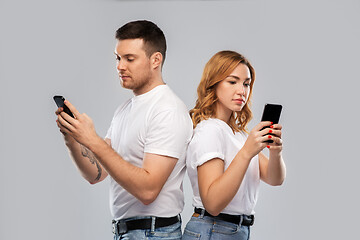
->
[194,208,254,226]
[112,215,180,235]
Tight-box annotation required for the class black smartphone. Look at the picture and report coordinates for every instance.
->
[261,103,282,143]
[53,95,74,118]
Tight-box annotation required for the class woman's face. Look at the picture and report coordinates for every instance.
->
[215,63,251,122]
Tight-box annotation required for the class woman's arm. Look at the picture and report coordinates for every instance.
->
[197,121,272,216]
[259,124,286,185]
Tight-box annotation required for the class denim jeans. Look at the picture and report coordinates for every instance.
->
[113,215,182,240]
[183,214,250,240]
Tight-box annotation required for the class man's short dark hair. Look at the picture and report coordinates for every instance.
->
[116,20,167,64]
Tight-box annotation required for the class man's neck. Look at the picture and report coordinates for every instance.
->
[133,76,164,96]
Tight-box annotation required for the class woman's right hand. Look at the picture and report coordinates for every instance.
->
[240,121,273,160]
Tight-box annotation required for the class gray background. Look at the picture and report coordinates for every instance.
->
[1,0,359,239]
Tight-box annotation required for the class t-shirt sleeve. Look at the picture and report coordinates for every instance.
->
[144,109,192,159]
[105,121,113,140]
[105,103,126,140]
[188,122,225,169]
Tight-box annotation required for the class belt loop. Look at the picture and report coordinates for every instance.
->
[239,215,244,226]
[200,208,205,218]
[177,214,181,222]
[112,220,118,235]
[151,216,156,232]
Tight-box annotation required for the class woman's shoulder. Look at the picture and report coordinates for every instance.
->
[191,118,230,143]
[195,118,226,133]
[188,119,226,154]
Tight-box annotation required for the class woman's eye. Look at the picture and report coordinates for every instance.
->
[115,56,120,61]
[228,81,236,85]
[127,58,134,62]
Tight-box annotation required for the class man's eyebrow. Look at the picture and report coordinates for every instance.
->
[113,52,137,58]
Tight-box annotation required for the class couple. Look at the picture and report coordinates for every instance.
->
[55,20,286,240]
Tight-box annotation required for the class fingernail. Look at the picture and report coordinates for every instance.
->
[269,129,273,133]
[270,122,273,125]
[268,135,272,138]
[267,145,270,149]
[270,125,274,128]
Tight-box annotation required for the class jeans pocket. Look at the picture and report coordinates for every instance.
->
[146,222,182,239]
[212,221,239,235]
[182,229,201,240]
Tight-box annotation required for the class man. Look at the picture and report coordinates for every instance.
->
[55,20,193,240]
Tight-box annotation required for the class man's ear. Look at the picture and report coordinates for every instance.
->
[151,52,163,69]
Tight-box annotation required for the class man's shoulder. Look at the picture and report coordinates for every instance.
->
[113,98,132,116]
[148,85,187,112]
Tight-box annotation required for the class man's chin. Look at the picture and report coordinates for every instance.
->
[120,82,134,90]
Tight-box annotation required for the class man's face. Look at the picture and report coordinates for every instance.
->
[114,39,152,95]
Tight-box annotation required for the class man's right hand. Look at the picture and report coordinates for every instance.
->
[55,107,77,146]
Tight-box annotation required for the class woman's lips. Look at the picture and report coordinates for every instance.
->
[233,99,244,104]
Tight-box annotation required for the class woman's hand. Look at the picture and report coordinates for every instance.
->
[266,123,283,153]
[241,121,277,160]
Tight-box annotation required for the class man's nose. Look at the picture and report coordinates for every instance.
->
[117,59,126,71]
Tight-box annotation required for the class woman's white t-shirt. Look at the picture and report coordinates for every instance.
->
[186,118,260,215]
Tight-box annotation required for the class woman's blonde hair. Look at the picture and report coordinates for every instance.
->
[190,50,255,132]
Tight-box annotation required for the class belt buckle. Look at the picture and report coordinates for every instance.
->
[118,221,128,234]
[112,220,128,235]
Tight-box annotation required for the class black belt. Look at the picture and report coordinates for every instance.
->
[194,208,254,226]
[112,215,179,235]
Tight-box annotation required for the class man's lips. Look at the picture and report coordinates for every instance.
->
[120,75,130,80]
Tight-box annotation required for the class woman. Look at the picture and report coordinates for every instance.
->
[183,51,286,240]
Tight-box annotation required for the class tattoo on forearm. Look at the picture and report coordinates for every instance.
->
[81,145,102,181]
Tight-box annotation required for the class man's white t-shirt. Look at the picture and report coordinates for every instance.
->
[186,118,260,215]
[105,85,193,220]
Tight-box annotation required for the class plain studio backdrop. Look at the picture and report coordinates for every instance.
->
[1,0,359,239]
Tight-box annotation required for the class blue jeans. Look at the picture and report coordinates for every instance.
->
[183,214,250,240]
[113,216,182,240]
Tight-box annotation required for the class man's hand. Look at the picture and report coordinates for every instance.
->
[56,100,100,149]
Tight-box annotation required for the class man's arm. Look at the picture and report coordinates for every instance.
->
[56,100,177,205]
[89,138,177,205]
[56,108,108,184]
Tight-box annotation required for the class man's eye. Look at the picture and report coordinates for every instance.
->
[127,58,134,62]
[115,56,120,61]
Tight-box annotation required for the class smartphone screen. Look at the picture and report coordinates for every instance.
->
[53,95,74,118]
[261,103,282,124]
[261,103,282,143]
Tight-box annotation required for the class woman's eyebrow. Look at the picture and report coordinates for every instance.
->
[226,75,251,81]
[227,75,240,80]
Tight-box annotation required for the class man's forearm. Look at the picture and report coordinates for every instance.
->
[65,137,107,184]
[87,136,176,205]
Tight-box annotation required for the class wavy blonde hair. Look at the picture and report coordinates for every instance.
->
[190,50,255,132]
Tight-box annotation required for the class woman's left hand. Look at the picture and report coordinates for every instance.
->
[266,123,283,152]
